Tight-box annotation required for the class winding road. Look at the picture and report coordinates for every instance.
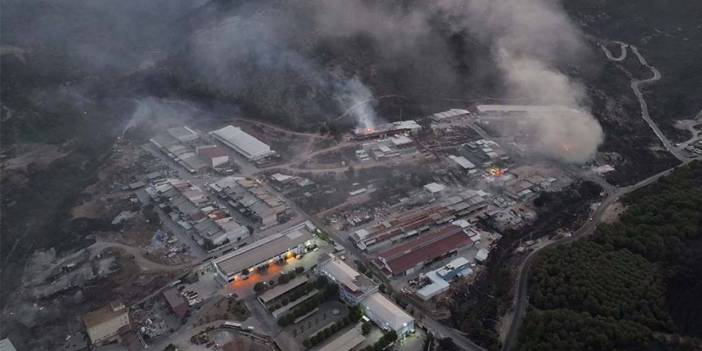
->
[502,42,702,351]
[501,40,701,350]
[601,41,688,161]
[501,159,695,351]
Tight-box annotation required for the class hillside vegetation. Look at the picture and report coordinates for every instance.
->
[519,161,702,351]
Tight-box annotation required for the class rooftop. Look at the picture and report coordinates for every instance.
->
[83,301,127,329]
[361,292,413,331]
[424,182,446,194]
[197,145,229,159]
[211,125,273,160]
[449,155,476,169]
[431,108,470,120]
[390,135,413,146]
[317,325,365,351]
[377,224,473,274]
[213,222,315,276]
[258,276,309,304]
[167,126,199,142]
[319,254,377,296]
[163,288,187,309]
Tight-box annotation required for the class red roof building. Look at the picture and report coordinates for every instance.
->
[196,145,230,168]
[375,224,473,276]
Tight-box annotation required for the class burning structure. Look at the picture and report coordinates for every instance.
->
[352,120,422,140]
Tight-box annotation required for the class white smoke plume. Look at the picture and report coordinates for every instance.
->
[183,0,602,162]
[335,77,381,130]
[3,0,603,162]
[428,0,603,162]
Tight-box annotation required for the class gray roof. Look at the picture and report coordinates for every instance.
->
[213,222,314,276]
[211,125,273,160]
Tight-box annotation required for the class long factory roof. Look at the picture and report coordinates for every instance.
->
[377,224,473,274]
[211,125,273,160]
[213,221,314,276]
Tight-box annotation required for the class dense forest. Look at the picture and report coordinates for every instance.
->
[518,161,702,351]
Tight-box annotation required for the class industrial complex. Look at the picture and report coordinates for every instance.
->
[22,103,620,351]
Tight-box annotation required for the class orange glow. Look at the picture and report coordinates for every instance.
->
[488,167,504,177]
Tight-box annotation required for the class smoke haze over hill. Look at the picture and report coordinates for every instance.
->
[2,0,602,162]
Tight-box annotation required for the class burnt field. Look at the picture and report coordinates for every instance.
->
[565,0,702,143]
[444,180,604,350]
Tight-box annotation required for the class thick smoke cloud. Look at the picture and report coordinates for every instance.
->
[3,0,602,162]
[183,0,602,162]
[437,0,603,162]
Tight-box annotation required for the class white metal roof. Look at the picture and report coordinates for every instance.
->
[416,271,450,300]
[424,182,446,193]
[320,256,361,289]
[211,125,273,160]
[476,248,490,262]
[361,292,413,332]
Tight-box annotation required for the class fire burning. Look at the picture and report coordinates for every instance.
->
[488,167,505,177]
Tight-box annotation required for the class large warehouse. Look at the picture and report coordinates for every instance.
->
[374,223,474,276]
[318,254,378,306]
[211,125,275,161]
[212,221,316,284]
[317,254,414,337]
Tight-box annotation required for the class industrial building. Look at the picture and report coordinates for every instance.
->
[212,221,317,284]
[318,254,378,306]
[448,155,476,171]
[82,301,130,345]
[317,326,365,351]
[209,176,290,229]
[374,223,474,276]
[150,178,250,246]
[353,120,421,140]
[430,108,470,122]
[150,128,209,173]
[352,190,488,251]
[423,182,446,196]
[361,292,415,336]
[163,288,189,319]
[211,125,275,161]
[195,145,229,168]
[415,257,472,300]
[167,126,199,143]
[316,254,414,337]
[257,276,309,307]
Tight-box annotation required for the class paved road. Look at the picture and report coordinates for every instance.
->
[600,41,688,162]
[599,41,628,61]
[422,316,487,351]
[501,160,696,351]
